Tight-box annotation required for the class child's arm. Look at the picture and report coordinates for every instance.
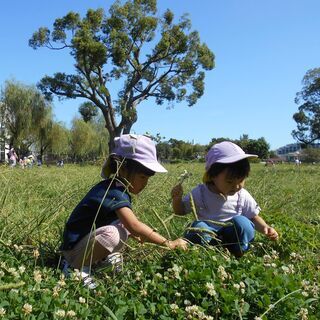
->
[116,207,188,249]
[171,184,185,215]
[251,215,279,241]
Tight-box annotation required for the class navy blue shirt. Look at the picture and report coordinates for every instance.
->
[61,179,131,250]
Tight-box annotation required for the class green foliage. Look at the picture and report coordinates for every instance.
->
[292,68,320,144]
[78,101,99,122]
[29,0,215,150]
[0,163,319,318]
[0,80,52,152]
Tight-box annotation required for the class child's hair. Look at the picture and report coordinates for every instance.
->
[108,154,155,178]
[206,158,250,181]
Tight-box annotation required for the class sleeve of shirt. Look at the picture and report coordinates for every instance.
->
[104,189,132,212]
[241,189,261,219]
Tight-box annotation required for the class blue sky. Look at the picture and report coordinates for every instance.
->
[1,0,319,150]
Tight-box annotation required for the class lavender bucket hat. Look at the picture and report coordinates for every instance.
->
[101,134,167,178]
[205,141,258,171]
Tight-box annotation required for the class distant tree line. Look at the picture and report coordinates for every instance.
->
[155,134,270,163]
[0,80,109,163]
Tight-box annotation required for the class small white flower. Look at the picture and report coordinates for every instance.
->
[55,309,66,317]
[155,273,162,279]
[175,292,181,297]
[140,289,148,296]
[79,297,86,304]
[33,249,40,259]
[18,266,26,274]
[34,270,42,283]
[66,310,76,317]
[233,283,240,291]
[184,299,191,306]
[170,303,179,312]
[0,308,6,316]
[22,303,32,315]
[205,282,217,297]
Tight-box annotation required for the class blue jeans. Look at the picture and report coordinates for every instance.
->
[184,216,255,255]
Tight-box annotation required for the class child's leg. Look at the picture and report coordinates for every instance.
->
[63,224,128,269]
[218,215,255,256]
[184,220,218,245]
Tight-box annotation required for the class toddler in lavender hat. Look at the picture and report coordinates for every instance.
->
[60,134,187,288]
[171,141,278,257]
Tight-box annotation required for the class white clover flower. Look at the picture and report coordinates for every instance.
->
[169,264,183,280]
[52,286,61,297]
[79,297,86,304]
[33,249,40,259]
[175,292,181,297]
[140,289,148,297]
[205,282,217,297]
[239,281,246,288]
[55,309,66,317]
[233,283,240,291]
[281,265,290,274]
[302,291,309,297]
[185,305,199,314]
[240,289,245,294]
[66,310,76,317]
[217,265,228,281]
[0,308,6,316]
[184,299,191,306]
[13,244,23,252]
[311,283,319,297]
[0,271,5,278]
[298,308,308,320]
[263,254,272,263]
[135,271,142,281]
[8,267,19,278]
[155,273,162,279]
[57,278,66,287]
[170,303,179,312]
[18,266,26,274]
[22,303,33,315]
[34,270,42,283]
[271,250,279,259]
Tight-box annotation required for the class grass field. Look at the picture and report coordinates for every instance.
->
[0,163,319,319]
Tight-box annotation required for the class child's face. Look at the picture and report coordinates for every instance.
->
[211,169,245,196]
[128,173,150,194]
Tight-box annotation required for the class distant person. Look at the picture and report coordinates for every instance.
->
[8,148,18,167]
[60,134,187,288]
[295,158,301,166]
[171,141,278,257]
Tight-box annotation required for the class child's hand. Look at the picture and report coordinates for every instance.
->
[263,226,279,241]
[171,184,183,199]
[167,238,189,250]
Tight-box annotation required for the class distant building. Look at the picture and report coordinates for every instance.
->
[276,142,320,161]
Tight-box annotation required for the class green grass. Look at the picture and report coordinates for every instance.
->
[0,163,319,319]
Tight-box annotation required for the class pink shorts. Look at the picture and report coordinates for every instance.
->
[62,224,129,268]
